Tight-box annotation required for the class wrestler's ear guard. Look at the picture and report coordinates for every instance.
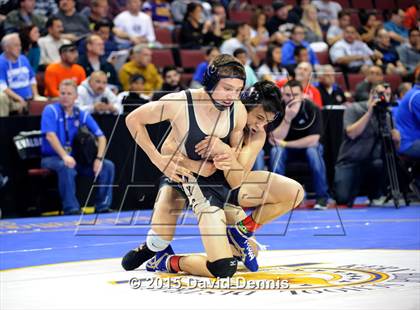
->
[202,60,246,92]
[203,64,219,92]
[240,86,261,106]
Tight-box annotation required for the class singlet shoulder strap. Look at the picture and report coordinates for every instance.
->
[229,102,235,132]
[185,89,200,132]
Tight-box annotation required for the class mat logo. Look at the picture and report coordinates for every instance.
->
[130,263,419,296]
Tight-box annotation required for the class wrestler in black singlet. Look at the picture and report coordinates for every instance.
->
[159,90,240,208]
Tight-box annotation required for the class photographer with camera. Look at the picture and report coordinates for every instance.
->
[334,83,400,207]
[41,79,115,215]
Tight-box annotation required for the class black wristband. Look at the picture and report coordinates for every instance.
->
[96,156,104,161]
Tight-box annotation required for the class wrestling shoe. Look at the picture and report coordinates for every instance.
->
[227,226,259,272]
[146,245,175,273]
[121,242,156,271]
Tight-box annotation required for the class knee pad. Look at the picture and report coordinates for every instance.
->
[206,257,238,278]
[146,229,171,252]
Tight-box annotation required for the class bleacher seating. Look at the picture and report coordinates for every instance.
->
[316,50,330,65]
[335,73,348,91]
[172,26,181,43]
[350,12,361,28]
[35,72,45,97]
[347,73,365,93]
[229,10,252,24]
[351,0,374,10]
[155,27,173,45]
[398,0,415,9]
[335,0,350,7]
[180,49,206,72]
[181,73,194,87]
[384,74,403,92]
[151,49,175,69]
[375,12,384,22]
[28,100,50,116]
[374,0,397,11]
[249,0,273,5]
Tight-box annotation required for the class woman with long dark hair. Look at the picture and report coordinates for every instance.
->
[19,25,40,72]
[256,45,288,81]
[358,11,382,48]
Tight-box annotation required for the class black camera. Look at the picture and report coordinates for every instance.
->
[373,83,396,111]
[375,91,386,101]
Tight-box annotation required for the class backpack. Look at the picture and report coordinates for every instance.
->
[72,124,98,165]
[62,107,98,165]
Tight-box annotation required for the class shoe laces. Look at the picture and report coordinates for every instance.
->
[244,239,255,261]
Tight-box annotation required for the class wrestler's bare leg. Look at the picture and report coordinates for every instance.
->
[150,186,186,241]
[237,171,304,225]
[123,183,250,275]
[151,186,253,253]
[178,206,233,277]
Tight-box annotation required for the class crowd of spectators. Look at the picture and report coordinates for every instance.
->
[0,0,419,213]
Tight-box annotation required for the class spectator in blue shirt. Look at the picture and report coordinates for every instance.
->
[0,33,39,117]
[395,71,420,158]
[41,79,115,215]
[282,25,319,66]
[397,28,420,77]
[373,28,407,76]
[77,21,118,60]
[384,9,409,46]
[191,46,219,88]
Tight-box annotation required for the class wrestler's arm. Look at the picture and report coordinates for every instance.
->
[161,130,216,177]
[222,131,266,188]
[125,92,192,182]
[195,102,264,185]
[236,130,266,172]
[222,102,249,188]
[160,129,182,157]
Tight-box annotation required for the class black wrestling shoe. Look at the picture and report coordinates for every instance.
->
[121,242,156,271]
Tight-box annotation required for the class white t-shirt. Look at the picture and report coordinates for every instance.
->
[38,34,70,65]
[256,64,288,80]
[313,0,342,22]
[113,10,155,44]
[219,38,256,65]
[220,38,246,55]
[329,39,373,68]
